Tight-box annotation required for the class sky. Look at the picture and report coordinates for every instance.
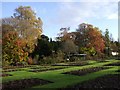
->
[1,0,119,41]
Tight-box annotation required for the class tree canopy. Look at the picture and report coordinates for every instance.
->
[2,6,43,66]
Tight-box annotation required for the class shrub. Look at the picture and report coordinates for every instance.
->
[27,57,33,65]
[33,55,39,64]
[55,50,65,63]
[40,56,55,64]
[2,31,29,66]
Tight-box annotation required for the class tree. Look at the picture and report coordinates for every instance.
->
[2,6,43,65]
[110,41,118,52]
[111,41,120,59]
[76,23,105,55]
[57,27,78,56]
[62,40,78,55]
[33,35,52,59]
[2,31,28,66]
[50,39,61,53]
[2,6,43,53]
[57,27,70,41]
[104,29,111,56]
[2,24,14,34]
[13,6,42,38]
[118,42,120,59]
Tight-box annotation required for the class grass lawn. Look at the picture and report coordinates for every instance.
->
[2,59,120,90]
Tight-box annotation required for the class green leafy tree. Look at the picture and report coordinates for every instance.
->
[114,41,120,59]
[104,29,111,56]
[80,47,96,56]
[33,35,52,59]
[50,38,61,53]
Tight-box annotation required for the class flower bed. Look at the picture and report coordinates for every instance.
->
[104,62,120,66]
[2,69,24,72]
[64,74,120,89]
[29,67,68,72]
[2,78,53,90]
[63,67,109,76]
[52,62,89,66]
[3,65,35,70]
[0,73,12,77]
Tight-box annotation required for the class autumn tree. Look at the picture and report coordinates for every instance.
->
[76,23,105,56]
[13,6,42,38]
[2,31,28,66]
[57,27,70,41]
[2,6,43,65]
[2,6,43,53]
[57,27,78,58]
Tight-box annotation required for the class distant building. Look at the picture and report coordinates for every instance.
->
[112,52,119,56]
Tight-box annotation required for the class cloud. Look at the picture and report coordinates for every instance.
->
[53,1,118,28]
[107,13,118,19]
[55,3,95,27]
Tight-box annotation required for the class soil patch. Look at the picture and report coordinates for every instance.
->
[63,67,109,76]
[2,69,23,72]
[104,62,120,66]
[0,74,12,77]
[116,70,120,72]
[64,74,120,89]
[2,78,53,90]
[98,60,108,63]
[29,67,68,72]
[30,66,51,70]
[3,65,33,70]
[52,62,88,66]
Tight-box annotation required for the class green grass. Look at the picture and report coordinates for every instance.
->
[2,59,120,89]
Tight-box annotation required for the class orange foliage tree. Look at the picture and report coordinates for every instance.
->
[2,31,28,66]
[76,23,105,55]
